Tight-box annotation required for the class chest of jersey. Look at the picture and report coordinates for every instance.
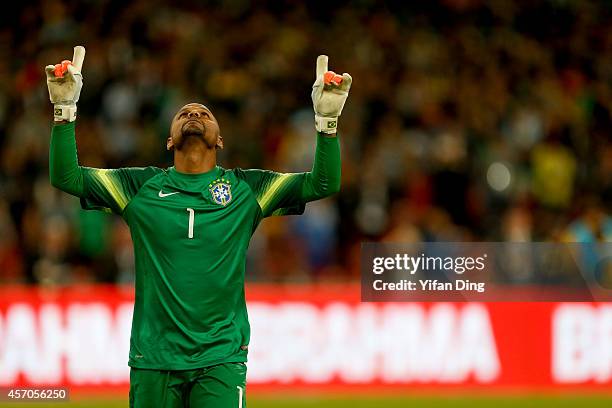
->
[123,176,260,255]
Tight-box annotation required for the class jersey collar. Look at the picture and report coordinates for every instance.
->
[166,166,223,193]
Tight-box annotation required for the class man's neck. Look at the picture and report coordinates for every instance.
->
[173,140,217,174]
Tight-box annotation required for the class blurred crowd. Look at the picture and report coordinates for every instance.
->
[0,0,610,284]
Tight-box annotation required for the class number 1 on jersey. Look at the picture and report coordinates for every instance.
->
[186,208,195,239]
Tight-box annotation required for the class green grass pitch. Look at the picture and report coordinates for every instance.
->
[3,395,612,408]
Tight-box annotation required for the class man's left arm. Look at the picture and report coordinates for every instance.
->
[302,54,350,201]
[236,55,350,217]
[300,131,341,202]
[235,135,339,217]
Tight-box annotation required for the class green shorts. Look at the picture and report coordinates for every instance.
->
[129,362,247,408]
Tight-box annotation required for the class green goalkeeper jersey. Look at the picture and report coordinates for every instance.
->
[49,122,341,370]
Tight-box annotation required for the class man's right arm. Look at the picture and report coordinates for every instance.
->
[49,122,162,215]
[47,48,162,214]
[49,121,86,196]
[47,46,88,197]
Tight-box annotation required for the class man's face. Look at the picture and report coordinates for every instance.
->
[167,103,223,151]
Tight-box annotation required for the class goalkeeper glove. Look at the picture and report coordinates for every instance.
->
[311,55,352,134]
[45,46,86,122]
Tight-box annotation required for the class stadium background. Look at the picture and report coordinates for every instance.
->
[1,0,611,407]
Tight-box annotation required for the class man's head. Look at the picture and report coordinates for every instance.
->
[167,103,223,151]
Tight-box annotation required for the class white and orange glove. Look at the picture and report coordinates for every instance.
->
[311,55,352,134]
[45,46,86,122]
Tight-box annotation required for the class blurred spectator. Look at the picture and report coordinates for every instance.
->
[564,196,612,243]
[0,200,23,282]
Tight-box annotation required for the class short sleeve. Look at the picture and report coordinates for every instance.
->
[234,169,307,218]
[80,166,162,215]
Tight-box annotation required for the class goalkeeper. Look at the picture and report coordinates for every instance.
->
[46,46,351,408]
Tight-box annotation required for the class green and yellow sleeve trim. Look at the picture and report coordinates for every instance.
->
[89,169,130,211]
[256,173,301,216]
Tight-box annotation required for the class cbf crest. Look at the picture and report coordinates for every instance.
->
[208,178,232,206]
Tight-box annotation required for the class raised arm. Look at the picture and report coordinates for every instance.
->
[236,55,350,217]
[300,132,341,201]
[45,46,86,195]
[45,46,161,214]
[49,122,86,196]
[302,54,350,200]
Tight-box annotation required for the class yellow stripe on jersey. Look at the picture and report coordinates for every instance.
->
[93,169,129,211]
[258,173,296,215]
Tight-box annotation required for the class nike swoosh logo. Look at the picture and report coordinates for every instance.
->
[158,190,180,198]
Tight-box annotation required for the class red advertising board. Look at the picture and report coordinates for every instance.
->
[0,285,610,394]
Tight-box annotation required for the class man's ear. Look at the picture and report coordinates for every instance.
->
[216,135,224,150]
[167,136,174,151]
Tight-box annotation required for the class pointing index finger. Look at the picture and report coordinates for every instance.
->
[72,46,86,72]
[316,55,328,78]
